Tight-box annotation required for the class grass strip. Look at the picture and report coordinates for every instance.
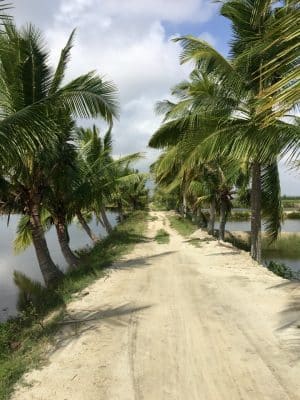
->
[168,215,197,237]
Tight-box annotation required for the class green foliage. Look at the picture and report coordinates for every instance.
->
[151,187,179,211]
[187,238,202,248]
[149,0,300,259]
[154,229,170,244]
[224,234,250,252]
[266,261,294,280]
[0,211,148,400]
[262,234,300,259]
[168,215,197,237]
[13,272,62,316]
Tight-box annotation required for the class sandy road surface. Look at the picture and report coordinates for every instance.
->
[12,211,300,400]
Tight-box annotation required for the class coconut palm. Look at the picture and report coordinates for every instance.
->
[150,0,299,262]
[77,125,143,233]
[44,115,81,269]
[0,22,118,286]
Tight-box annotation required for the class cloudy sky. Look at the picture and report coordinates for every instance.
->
[12,0,299,195]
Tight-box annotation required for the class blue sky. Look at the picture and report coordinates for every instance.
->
[12,0,300,194]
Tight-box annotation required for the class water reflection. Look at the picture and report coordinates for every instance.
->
[0,213,117,321]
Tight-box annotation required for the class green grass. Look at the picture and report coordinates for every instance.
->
[0,211,148,400]
[262,234,300,259]
[154,229,170,244]
[266,261,295,280]
[187,238,203,248]
[168,215,197,237]
[228,211,250,221]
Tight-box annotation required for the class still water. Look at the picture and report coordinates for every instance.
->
[0,213,117,321]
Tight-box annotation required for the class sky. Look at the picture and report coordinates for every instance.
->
[12,0,300,195]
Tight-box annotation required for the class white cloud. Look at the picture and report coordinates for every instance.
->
[56,0,216,24]
[11,1,218,171]
[16,0,216,169]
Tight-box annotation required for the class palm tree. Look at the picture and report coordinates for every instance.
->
[44,115,81,269]
[162,0,299,261]
[77,125,143,233]
[0,22,118,286]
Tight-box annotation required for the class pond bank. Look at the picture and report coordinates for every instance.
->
[0,213,118,321]
[0,211,148,400]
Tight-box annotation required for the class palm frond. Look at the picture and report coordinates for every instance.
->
[50,29,76,94]
[261,162,283,242]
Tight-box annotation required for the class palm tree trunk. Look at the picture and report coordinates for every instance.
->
[219,199,227,241]
[182,193,187,218]
[117,201,124,222]
[76,211,99,243]
[197,208,207,228]
[55,220,80,270]
[208,198,216,236]
[29,202,63,287]
[100,206,113,234]
[251,161,262,262]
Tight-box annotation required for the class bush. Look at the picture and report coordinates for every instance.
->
[267,261,294,279]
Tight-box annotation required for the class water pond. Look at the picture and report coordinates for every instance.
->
[0,213,117,321]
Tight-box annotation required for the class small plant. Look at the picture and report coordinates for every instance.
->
[154,229,170,244]
[267,261,294,279]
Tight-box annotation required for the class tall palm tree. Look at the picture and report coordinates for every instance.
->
[0,22,118,286]
[162,0,299,261]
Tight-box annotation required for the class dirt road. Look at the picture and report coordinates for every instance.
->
[12,212,300,400]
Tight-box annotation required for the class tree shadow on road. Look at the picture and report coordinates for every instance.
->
[48,303,153,356]
[269,280,300,358]
[113,250,177,270]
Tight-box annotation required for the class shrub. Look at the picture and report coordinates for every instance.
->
[267,261,294,279]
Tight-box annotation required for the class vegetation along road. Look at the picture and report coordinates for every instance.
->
[12,212,300,400]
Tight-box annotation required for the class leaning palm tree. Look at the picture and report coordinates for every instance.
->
[0,22,118,286]
[44,115,82,269]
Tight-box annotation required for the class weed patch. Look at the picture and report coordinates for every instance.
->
[155,229,170,244]
[168,215,197,237]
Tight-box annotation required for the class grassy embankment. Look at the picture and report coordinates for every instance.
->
[168,214,299,279]
[168,215,206,247]
[0,211,148,400]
